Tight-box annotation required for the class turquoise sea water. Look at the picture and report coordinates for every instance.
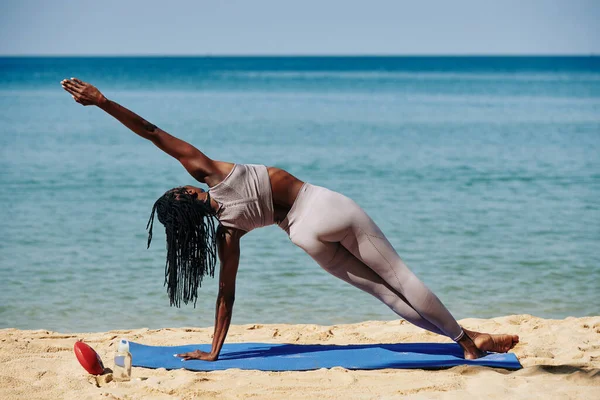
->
[1,57,599,332]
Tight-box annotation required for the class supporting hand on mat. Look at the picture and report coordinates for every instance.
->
[177,350,217,362]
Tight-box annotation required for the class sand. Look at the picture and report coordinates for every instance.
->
[1,315,599,400]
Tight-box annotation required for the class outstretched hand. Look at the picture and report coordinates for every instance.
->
[61,77,106,106]
[176,350,218,362]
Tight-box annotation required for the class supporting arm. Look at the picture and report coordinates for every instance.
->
[177,226,242,361]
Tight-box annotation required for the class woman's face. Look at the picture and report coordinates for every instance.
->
[181,185,206,199]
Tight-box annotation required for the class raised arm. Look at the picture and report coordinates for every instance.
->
[61,77,218,184]
[177,226,242,361]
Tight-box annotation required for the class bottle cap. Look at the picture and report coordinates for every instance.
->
[117,339,130,353]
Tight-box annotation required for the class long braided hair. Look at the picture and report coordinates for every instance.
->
[146,187,219,307]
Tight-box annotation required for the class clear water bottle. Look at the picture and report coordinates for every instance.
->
[113,339,132,381]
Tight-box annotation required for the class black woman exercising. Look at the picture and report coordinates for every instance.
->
[61,78,519,361]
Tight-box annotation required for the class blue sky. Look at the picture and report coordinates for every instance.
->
[1,0,598,55]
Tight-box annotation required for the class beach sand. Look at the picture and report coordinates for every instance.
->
[1,315,598,400]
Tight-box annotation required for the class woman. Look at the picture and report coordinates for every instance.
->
[61,78,519,362]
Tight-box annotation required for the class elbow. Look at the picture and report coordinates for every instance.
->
[144,122,158,133]
[147,128,162,143]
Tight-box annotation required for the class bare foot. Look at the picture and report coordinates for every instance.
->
[464,328,519,353]
[456,333,487,360]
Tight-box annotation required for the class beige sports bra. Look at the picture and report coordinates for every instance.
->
[208,164,275,232]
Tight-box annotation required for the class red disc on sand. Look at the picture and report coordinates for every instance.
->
[73,340,105,375]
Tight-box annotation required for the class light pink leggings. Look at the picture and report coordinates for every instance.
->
[279,183,465,341]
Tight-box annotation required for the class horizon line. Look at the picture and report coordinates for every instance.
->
[1,53,599,58]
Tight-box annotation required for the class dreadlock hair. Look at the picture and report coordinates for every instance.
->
[146,187,219,308]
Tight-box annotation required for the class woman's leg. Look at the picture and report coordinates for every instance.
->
[335,201,519,355]
[286,185,518,357]
[295,187,465,341]
[294,236,445,335]
[339,223,465,341]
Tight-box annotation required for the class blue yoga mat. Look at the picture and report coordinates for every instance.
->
[130,342,521,371]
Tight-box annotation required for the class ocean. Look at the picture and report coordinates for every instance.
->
[1,56,599,332]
